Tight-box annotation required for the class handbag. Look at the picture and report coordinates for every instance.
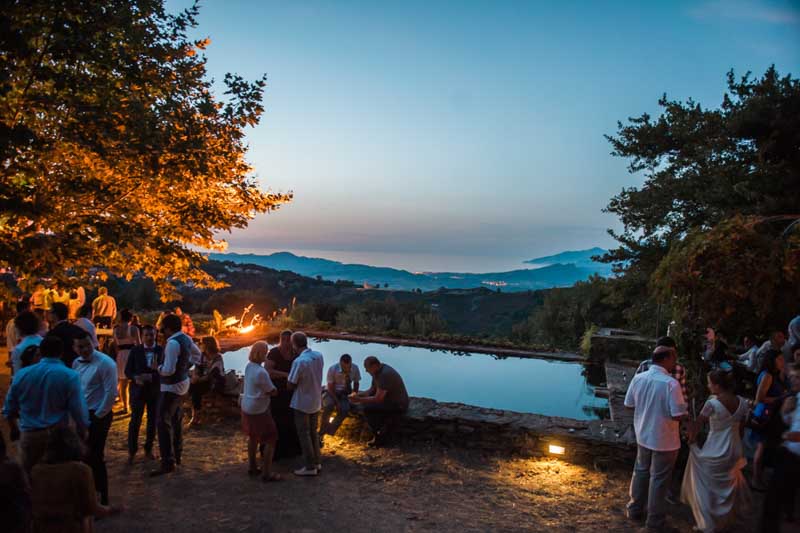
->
[746,402,772,431]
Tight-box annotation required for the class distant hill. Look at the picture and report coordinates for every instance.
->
[525,247,612,275]
[209,248,611,292]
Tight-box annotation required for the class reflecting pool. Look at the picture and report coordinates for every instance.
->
[223,338,609,420]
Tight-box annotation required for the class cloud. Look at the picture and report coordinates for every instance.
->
[689,0,800,25]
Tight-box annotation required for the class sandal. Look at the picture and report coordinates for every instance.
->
[261,472,282,482]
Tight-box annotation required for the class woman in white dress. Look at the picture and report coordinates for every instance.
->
[681,369,751,532]
[113,309,141,414]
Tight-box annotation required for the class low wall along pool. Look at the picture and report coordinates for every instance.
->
[222,338,609,420]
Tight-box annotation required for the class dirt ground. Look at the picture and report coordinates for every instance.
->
[0,357,795,533]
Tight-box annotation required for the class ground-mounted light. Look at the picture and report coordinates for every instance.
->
[548,444,566,455]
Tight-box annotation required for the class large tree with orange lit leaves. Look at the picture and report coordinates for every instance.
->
[0,0,290,299]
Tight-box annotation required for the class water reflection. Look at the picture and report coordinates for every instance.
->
[223,338,609,420]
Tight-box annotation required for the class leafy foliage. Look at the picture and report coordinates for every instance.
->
[0,0,290,299]
[603,67,800,348]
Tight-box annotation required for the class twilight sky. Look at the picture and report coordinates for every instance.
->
[170,0,799,272]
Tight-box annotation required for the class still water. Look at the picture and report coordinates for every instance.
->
[223,338,609,420]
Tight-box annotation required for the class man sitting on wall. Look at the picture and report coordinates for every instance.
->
[350,356,408,447]
[318,353,361,447]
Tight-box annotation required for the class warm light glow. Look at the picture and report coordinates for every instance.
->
[329,417,335,423]
[548,444,565,455]
[238,325,255,334]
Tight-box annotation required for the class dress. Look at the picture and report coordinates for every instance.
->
[680,396,751,532]
[113,323,139,380]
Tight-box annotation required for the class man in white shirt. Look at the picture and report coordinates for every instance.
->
[5,300,29,358]
[624,344,688,530]
[319,353,361,446]
[287,331,324,476]
[91,286,117,328]
[72,330,117,506]
[151,313,201,476]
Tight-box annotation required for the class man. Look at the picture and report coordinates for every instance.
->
[785,314,800,362]
[755,330,786,373]
[350,356,409,447]
[287,331,324,477]
[9,311,42,376]
[761,362,800,532]
[635,336,688,403]
[5,300,30,357]
[29,285,47,311]
[2,335,90,472]
[737,334,760,373]
[624,344,688,531]
[125,325,162,464]
[73,331,117,506]
[73,303,99,349]
[265,329,301,459]
[48,302,86,368]
[91,286,117,328]
[150,314,201,476]
[319,353,361,446]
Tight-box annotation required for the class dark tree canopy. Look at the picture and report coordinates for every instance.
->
[0,0,290,298]
[604,66,800,340]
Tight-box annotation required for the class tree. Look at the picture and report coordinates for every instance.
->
[0,1,290,299]
[603,67,800,345]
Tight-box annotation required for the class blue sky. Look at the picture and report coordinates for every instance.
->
[170,0,800,272]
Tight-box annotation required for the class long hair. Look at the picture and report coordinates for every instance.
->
[760,349,784,376]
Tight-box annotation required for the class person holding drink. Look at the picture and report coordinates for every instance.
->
[125,325,162,465]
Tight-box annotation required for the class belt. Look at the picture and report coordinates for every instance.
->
[118,344,135,350]
[22,423,65,434]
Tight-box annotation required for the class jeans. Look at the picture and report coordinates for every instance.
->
[87,410,113,505]
[626,445,678,529]
[293,410,321,469]
[319,392,350,437]
[128,387,159,456]
[761,447,800,532]
[363,404,406,439]
[157,391,184,468]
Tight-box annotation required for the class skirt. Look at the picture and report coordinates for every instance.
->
[241,411,278,445]
[116,350,130,380]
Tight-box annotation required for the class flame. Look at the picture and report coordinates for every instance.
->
[238,325,255,334]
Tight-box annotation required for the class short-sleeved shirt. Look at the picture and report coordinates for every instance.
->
[241,361,277,415]
[327,362,361,393]
[369,364,409,410]
[624,365,688,452]
[287,348,324,414]
[635,358,688,402]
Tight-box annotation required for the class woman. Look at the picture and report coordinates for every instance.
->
[681,370,751,532]
[112,309,141,414]
[241,341,280,481]
[30,426,120,532]
[188,336,226,427]
[750,349,788,489]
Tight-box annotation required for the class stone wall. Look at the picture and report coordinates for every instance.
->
[337,397,636,470]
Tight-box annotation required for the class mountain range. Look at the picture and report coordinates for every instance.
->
[209,248,612,292]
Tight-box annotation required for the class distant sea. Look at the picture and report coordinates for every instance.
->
[221,247,548,274]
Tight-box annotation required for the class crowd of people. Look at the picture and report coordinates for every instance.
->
[1,289,409,531]
[625,313,800,532]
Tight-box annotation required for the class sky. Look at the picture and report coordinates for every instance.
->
[169,0,800,272]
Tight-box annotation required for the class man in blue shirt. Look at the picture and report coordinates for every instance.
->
[3,335,89,472]
[72,330,117,506]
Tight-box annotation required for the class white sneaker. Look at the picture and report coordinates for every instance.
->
[316,463,322,473]
[293,467,318,477]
